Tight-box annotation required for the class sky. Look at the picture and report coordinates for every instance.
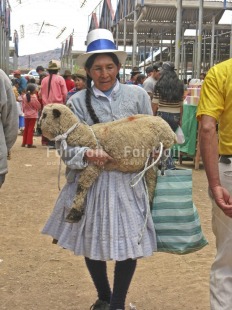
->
[10,0,117,56]
[9,0,232,57]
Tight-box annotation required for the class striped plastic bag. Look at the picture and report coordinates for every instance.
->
[152,169,208,254]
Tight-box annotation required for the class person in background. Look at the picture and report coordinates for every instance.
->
[143,62,162,102]
[0,69,18,188]
[63,69,75,91]
[153,61,184,128]
[197,58,232,310]
[187,78,192,86]
[135,73,146,87]
[40,61,67,147]
[13,70,28,94]
[36,65,46,77]
[12,79,24,133]
[153,61,184,169]
[145,66,153,78]
[125,66,141,84]
[66,69,87,103]
[12,78,20,101]
[42,28,156,310]
[21,83,41,148]
[199,72,206,81]
[40,61,67,106]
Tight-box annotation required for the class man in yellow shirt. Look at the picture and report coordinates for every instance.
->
[197,58,232,310]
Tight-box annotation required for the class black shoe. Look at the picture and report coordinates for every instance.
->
[90,299,110,310]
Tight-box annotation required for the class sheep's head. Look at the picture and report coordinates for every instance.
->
[40,103,79,140]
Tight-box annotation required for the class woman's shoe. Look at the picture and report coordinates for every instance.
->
[90,299,110,310]
[27,145,37,148]
[21,144,26,147]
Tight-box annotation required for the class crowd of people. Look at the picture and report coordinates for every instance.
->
[2,26,232,310]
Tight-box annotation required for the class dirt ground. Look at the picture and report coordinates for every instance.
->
[0,136,216,310]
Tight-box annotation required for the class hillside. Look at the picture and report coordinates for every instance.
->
[18,48,61,70]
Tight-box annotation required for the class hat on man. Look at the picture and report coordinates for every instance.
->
[47,61,60,71]
[130,67,141,75]
[13,70,21,75]
[63,69,72,77]
[77,28,127,67]
[75,69,87,80]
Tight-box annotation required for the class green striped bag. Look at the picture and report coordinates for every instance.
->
[152,169,208,254]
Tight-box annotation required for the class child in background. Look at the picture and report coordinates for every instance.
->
[22,83,41,148]
[65,69,87,103]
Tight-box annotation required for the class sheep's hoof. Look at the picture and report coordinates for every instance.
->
[65,208,82,223]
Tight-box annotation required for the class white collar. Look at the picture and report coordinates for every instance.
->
[92,79,120,98]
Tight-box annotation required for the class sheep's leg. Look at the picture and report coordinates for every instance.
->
[145,167,158,205]
[66,165,102,223]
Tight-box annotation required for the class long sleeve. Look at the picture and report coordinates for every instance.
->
[0,69,19,174]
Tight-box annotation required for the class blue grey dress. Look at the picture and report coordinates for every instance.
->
[42,81,157,261]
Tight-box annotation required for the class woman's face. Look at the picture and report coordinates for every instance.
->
[75,77,86,90]
[86,54,121,92]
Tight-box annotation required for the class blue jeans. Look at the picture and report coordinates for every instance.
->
[157,111,180,132]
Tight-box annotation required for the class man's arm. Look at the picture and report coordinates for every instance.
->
[199,115,232,217]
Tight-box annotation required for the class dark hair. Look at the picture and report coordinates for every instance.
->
[135,74,146,85]
[47,69,58,96]
[26,83,37,102]
[154,69,184,102]
[12,78,19,86]
[36,65,44,73]
[145,66,153,74]
[29,77,36,84]
[84,53,120,124]
[153,62,162,72]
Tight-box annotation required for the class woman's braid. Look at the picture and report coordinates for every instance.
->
[85,75,100,124]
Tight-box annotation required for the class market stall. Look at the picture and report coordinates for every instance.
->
[174,80,202,169]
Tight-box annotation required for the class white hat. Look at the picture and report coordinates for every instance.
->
[77,28,127,67]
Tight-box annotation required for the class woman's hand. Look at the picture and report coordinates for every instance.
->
[84,148,114,167]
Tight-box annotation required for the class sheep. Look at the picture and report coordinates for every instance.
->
[40,103,176,223]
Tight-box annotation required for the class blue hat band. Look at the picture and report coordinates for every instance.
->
[87,39,117,53]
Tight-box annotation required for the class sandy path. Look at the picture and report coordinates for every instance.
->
[0,136,215,310]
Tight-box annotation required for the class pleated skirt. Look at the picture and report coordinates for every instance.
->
[42,170,157,261]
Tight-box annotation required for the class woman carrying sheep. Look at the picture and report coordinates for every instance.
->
[42,28,157,310]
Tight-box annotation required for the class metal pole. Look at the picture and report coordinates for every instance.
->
[144,38,146,72]
[132,9,138,66]
[5,36,9,75]
[215,31,219,63]
[123,18,127,82]
[203,32,206,71]
[210,15,215,67]
[197,0,203,78]
[160,31,163,62]
[170,30,173,62]
[175,0,182,76]
[151,32,154,65]
[0,22,2,69]
[192,40,196,78]
[180,27,185,79]
[115,23,119,48]
[2,30,6,72]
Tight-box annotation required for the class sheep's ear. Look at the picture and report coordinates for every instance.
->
[53,109,61,118]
